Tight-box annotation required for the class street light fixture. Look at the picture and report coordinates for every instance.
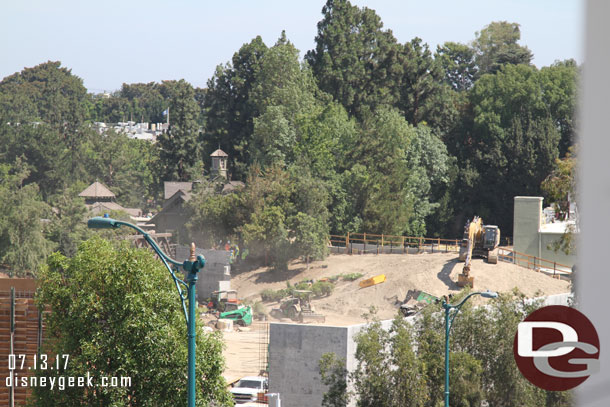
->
[88,215,204,407]
[442,290,498,407]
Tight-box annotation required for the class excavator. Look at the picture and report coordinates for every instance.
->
[457,216,500,288]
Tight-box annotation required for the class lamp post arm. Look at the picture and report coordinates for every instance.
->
[112,220,183,267]
[109,220,190,323]
[446,292,487,332]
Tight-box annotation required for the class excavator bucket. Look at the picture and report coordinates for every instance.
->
[457,274,474,288]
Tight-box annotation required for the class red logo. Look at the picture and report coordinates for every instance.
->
[513,305,600,391]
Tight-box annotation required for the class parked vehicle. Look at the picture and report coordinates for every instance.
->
[230,376,268,404]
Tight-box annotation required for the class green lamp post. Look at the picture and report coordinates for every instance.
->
[442,290,498,407]
[88,215,204,407]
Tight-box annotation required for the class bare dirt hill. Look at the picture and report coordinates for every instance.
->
[231,252,570,325]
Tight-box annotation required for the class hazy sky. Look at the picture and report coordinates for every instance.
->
[1,0,584,93]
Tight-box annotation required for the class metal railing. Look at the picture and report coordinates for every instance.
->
[497,248,572,279]
[329,232,461,255]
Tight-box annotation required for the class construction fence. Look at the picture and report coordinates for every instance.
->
[329,232,461,255]
[328,232,572,280]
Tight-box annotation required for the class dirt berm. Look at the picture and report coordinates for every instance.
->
[231,252,570,326]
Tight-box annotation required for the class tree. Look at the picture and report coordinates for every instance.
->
[541,146,577,254]
[472,21,533,76]
[87,130,156,208]
[0,158,54,276]
[291,212,329,268]
[436,41,478,92]
[241,205,291,270]
[539,60,579,157]
[34,237,232,406]
[0,62,94,198]
[306,0,401,117]
[321,290,572,407]
[319,353,349,407]
[456,64,560,232]
[203,36,268,178]
[396,38,449,129]
[46,183,92,257]
[156,80,202,182]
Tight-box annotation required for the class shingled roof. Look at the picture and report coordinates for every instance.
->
[210,148,228,157]
[164,181,194,200]
[79,181,115,198]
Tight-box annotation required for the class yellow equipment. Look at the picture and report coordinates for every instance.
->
[358,274,386,288]
[457,216,500,287]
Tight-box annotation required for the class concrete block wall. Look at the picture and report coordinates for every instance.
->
[175,246,231,303]
[268,323,349,407]
[513,197,543,267]
[268,320,394,407]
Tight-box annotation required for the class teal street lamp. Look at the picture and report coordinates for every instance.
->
[442,290,498,407]
[88,215,204,407]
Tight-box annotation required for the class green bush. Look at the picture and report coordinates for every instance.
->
[341,273,364,281]
[260,288,289,302]
[311,281,334,298]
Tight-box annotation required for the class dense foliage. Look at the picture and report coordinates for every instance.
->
[319,290,573,407]
[34,237,232,406]
[0,0,578,273]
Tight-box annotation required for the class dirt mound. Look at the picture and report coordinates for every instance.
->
[231,252,570,325]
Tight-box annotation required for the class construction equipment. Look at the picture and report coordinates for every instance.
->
[208,290,239,312]
[457,216,500,287]
[219,303,253,326]
[398,289,441,317]
[270,290,326,323]
[358,274,386,288]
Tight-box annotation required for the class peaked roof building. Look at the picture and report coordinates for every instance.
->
[78,181,115,203]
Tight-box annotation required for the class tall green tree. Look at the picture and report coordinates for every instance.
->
[436,41,478,91]
[0,158,54,276]
[396,38,449,129]
[539,60,579,157]
[34,237,232,406]
[250,33,321,168]
[203,36,268,178]
[156,79,202,182]
[447,64,560,233]
[306,0,401,117]
[472,21,533,76]
[87,130,156,208]
[0,62,93,197]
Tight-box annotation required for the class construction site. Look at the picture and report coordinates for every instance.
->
[212,215,573,405]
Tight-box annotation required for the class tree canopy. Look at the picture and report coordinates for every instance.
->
[34,237,232,406]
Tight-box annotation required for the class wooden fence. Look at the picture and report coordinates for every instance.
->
[328,232,572,279]
[497,248,572,279]
[329,232,461,255]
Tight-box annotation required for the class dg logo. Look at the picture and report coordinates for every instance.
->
[513,305,600,391]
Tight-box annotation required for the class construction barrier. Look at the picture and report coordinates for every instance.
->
[329,232,461,255]
[329,233,572,280]
[497,248,572,279]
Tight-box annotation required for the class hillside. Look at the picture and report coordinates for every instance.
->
[231,252,571,325]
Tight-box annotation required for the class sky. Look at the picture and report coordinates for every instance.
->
[1,0,584,93]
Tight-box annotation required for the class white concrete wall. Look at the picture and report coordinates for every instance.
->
[513,196,575,268]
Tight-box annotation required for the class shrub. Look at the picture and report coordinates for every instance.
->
[260,288,289,302]
[311,281,334,298]
[341,273,364,281]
